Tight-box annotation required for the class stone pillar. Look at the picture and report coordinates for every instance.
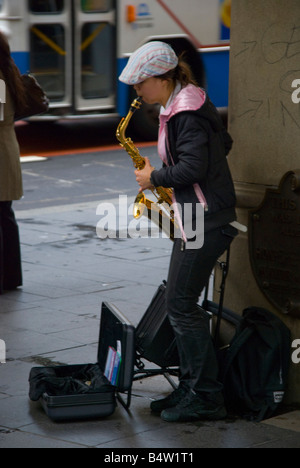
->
[220,0,300,403]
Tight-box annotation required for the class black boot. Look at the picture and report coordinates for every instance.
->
[161,390,227,422]
[150,384,188,414]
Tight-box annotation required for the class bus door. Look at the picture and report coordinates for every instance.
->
[28,0,116,116]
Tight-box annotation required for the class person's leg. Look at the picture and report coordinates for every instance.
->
[154,225,237,421]
[0,202,22,291]
[166,229,231,394]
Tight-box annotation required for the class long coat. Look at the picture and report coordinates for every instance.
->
[0,69,23,201]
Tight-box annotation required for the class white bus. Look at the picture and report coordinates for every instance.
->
[0,0,231,138]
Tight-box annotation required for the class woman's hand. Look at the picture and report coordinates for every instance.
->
[135,157,155,192]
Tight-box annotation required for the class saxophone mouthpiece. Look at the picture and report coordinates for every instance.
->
[131,97,142,112]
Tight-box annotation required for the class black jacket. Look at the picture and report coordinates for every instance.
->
[151,92,237,233]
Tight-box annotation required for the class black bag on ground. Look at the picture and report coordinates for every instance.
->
[220,307,291,422]
[135,281,179,368]
[29,364,112,402]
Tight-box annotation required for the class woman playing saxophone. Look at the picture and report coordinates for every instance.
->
[119,41,237,423]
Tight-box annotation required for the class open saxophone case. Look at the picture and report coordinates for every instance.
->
[29,302,136,422]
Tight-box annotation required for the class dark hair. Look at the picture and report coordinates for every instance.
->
[0,30,27,109]
[155,53,198,88]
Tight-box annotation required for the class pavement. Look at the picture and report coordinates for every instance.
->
[1,161,300,449]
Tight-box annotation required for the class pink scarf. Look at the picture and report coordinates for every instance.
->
[157,85,208,241]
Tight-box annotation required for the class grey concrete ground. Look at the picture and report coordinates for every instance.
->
[1,152,300,449]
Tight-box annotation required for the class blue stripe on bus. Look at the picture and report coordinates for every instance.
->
[221,24,230,41]
[11,52,30,74]
[117,57,130,116]
[201,49,229,108]
[219,0,230,41]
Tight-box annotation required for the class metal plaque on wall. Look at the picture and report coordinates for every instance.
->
[249,171,300,317]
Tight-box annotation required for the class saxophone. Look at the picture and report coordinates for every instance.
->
[116,97,176,241]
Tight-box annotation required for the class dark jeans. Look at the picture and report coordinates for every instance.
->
[166,224,237,395]
[0,201,22,294]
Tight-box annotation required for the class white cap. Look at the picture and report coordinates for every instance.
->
[119,41,178,85]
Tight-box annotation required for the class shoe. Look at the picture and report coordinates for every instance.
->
[161,390,227,423]
[150,385,188,414]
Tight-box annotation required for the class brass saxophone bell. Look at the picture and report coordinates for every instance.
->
[134,193,147,219]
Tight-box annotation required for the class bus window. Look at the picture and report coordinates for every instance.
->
[29,0,64,14]
[81,0,113,13]
[81,22,115,99]
[30,24,66,101]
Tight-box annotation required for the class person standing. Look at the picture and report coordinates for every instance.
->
[0,31,25,294]
[119,42,237,422]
